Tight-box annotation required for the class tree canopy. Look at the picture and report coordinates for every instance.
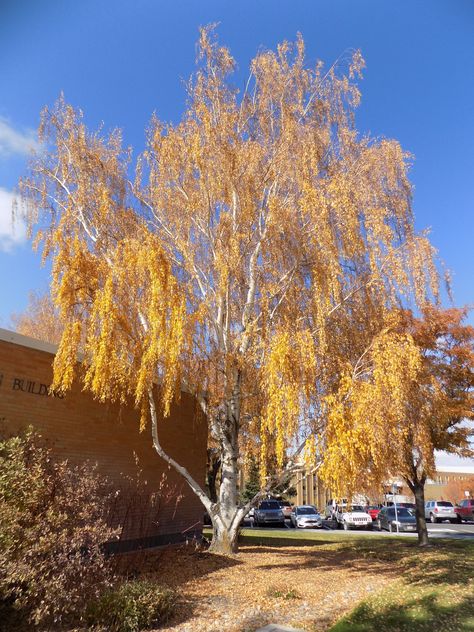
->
[19,26,440,552]
[321,306,474,544]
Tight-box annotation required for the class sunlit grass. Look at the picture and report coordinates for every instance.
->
[328,540,474,632]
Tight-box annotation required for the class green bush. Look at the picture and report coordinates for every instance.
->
[86,580,177,631]
[0,427,118,629]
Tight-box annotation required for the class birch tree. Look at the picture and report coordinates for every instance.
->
[19,27,438,553]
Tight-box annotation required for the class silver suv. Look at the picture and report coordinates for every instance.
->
[253,500,285,528]
[424,500,457,523]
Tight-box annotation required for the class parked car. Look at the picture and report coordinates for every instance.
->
[455,498,474,522]
[253,500,285,528]
[290,505,323,529]
[278,500,294,519]
[365,505,381,520]
[325,498,348,519]
[335,504,372,530]
[241,507,255,526]
[376,506,417,532]
[425,500,458,523]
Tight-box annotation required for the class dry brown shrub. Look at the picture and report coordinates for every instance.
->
[0,427,118,629]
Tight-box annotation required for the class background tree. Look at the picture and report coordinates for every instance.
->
[19,27,438,553]
[444,474,474,504]
[11,290,62,344]
[321,306,474,546]
[240,455,261,504]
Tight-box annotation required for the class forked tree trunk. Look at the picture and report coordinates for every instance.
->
[208,513,240,554]
[407,476,429,546]
[148,388,246,555]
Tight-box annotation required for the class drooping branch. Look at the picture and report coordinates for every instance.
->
[148,388,212,513]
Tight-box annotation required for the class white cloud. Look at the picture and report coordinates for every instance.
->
[0,117,39,156]
[435,419,474,470]
[0,188,26,251]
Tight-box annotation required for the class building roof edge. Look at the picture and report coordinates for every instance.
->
[0,327,58,356]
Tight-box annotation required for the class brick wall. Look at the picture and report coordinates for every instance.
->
[0,330,207,547]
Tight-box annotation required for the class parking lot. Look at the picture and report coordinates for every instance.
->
[246,518,474,539]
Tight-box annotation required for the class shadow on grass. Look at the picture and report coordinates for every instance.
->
[330,592,474,632]
[401,540,474,587]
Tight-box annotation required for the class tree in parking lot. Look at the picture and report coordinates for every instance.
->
[320,306,474,546]
[18,26,439,554]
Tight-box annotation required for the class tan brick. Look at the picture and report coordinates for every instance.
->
[0,331,207,545]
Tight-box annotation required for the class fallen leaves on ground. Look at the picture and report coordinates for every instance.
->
[135,541,399,632]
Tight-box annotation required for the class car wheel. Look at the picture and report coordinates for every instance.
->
[456,515,462,524]
[430,513,438,524]
[388,522,393,533]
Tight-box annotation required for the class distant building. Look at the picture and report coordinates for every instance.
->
[290,463,331,508]
[290,461,474,508]
[0,328,207,551]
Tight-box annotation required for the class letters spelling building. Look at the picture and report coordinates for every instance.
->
[0,327,207,550]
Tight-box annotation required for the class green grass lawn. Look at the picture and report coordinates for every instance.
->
[327,539,474,632]
[203,526,382,547]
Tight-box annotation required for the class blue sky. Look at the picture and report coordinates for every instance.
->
[1,1,473,466]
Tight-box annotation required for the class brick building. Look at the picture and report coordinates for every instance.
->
[0,328,207,550]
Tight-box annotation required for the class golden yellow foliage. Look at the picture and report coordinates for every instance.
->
[17,27,443,549]
[11,291,63,345]
[320,307,474,502]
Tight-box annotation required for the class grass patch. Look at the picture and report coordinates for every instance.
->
[203,526,388,548]
[328,539,474,632]
[265,585,301,600]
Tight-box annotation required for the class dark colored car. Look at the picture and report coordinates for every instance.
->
[376,506,417,533]
[455,499,474,522]
[254,500,285,527]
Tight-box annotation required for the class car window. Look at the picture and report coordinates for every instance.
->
[259,501,280,510]
[394,508,413,517]
[279,501,291,507]
[436,501,453,507]
[297,507,317,515]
